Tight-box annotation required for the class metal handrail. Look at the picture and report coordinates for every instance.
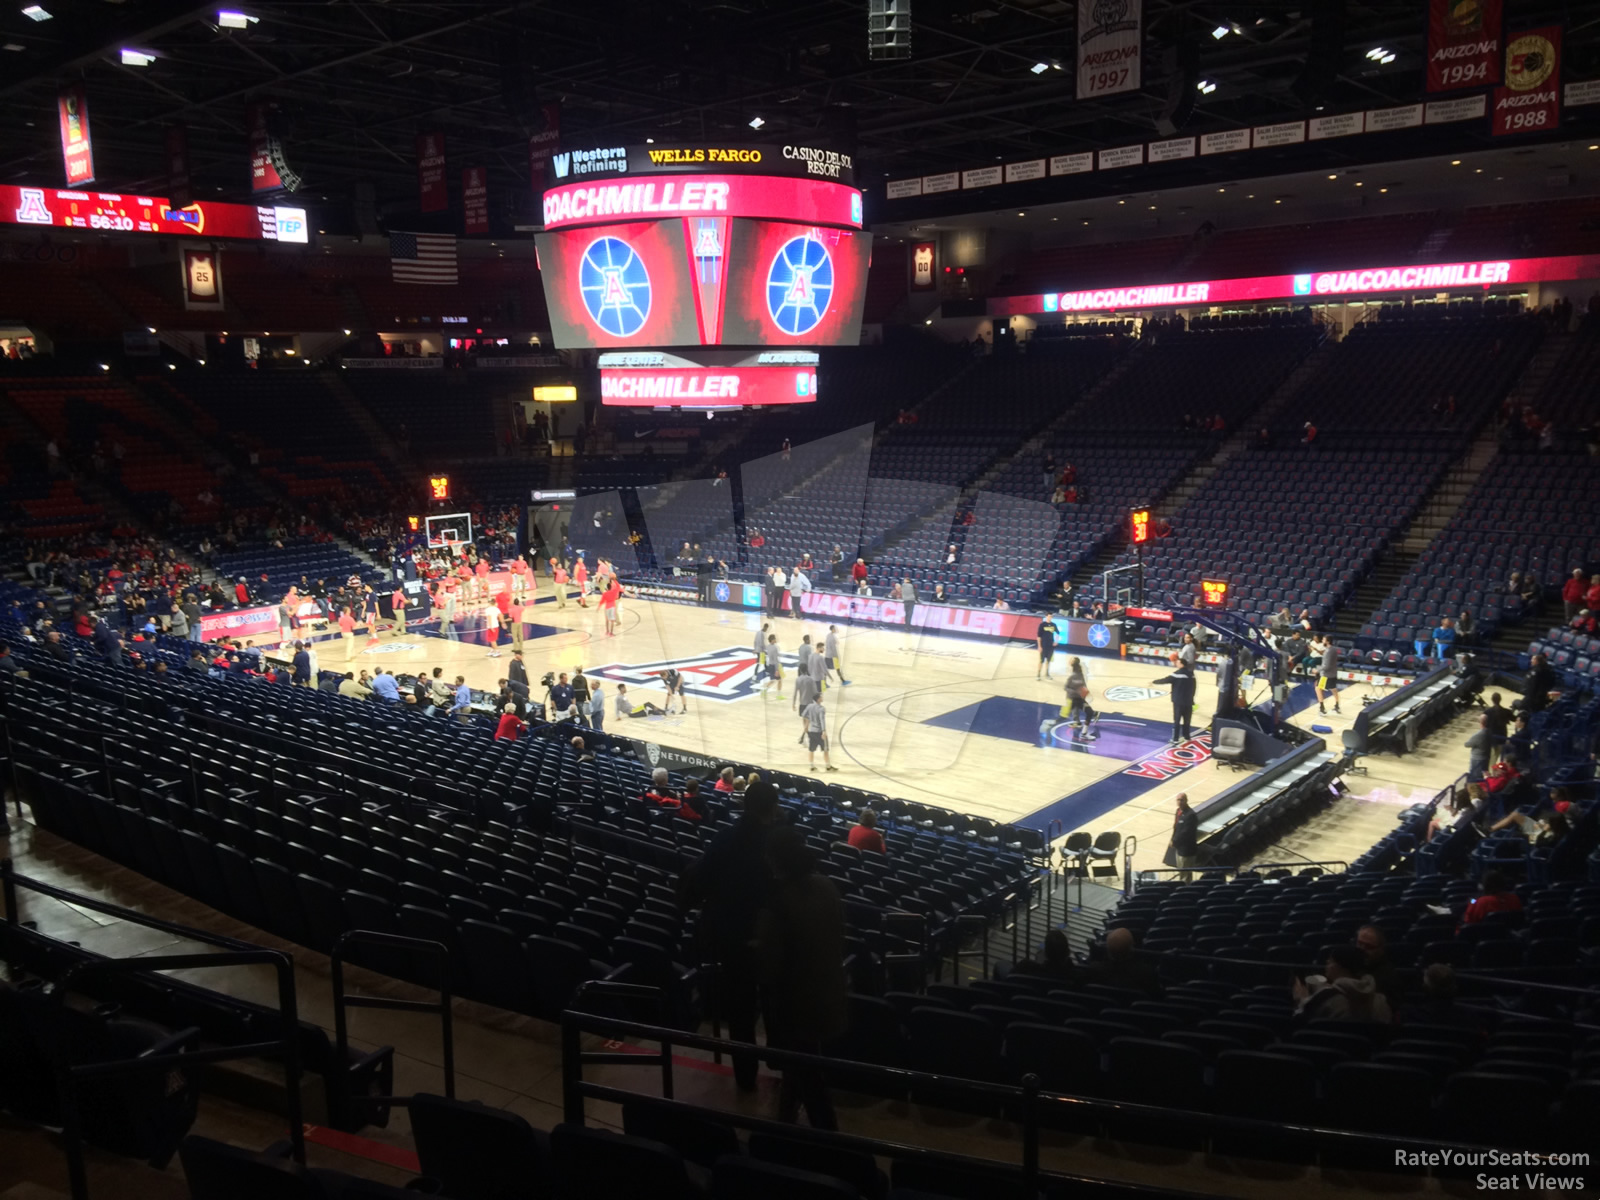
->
[331,929,456,1120]
[557,1002,1568,1185]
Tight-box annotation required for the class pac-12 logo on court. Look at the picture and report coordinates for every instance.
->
[1088,623,1112,648]
[587,646,798,702]
[1104,685,1165,702]
[767,234,833,335]
[580,236,651,337]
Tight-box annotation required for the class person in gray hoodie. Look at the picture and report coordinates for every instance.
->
[1292,945,1392,1024]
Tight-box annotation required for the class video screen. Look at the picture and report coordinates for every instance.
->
[720,220,871,347]
[535,220,701,349]
[536,217,870,349]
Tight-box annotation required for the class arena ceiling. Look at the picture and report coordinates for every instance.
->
[1,0,1598,232]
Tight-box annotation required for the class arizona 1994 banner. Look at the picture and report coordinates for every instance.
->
[1077,0,1142,100]
[1427,0,1502,92]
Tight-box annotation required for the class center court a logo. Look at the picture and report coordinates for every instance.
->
[588,646,797,702]
[363,641,423,654]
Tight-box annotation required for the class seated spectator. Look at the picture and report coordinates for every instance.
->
[1396,964,1481,1030]
[715,766,737,793]
[1292,945,1392,1024]
[641,767,679,809]
[846,808,886,855]
[677,778,708,822]
[1013,929,1075,983]
[0,642,21,677]
[1356,924,1403,1001]
[1085,927,1161,995]
[1459,870,1522,929]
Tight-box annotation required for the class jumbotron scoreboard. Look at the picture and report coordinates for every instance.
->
[534,142,870,362]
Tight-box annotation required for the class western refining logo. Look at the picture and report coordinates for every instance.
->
[551,147,627,180]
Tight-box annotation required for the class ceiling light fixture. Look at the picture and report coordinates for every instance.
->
[1212,24,1231,39]
[1450,159,1461,165]
[1328,173,1338,180]
[747,116,765,129]
[217,10,256,27]
[120,48,155,65]
[3,42,23,50]
[21,4,50,19]
[1366,47,1387,61]
[1380,52,1396,64]
[1196,79,1217,94]
[1030,61,1048,74]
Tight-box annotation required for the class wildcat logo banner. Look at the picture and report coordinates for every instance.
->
[1077,0,1142,100]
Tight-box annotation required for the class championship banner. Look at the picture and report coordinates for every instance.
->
[58,86,94,187]
[1493,26,1561,137]
[462,166,490,235]
[166,124,192,207]
[1076,0,1142,100]
[912,240,936,289]
[248,103,283,192]
[181,247,224,311]
[417,131,448,213]
[1427,0,1502,92]
[528,103,561,172]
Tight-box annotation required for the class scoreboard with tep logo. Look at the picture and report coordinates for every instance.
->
[534,142,869,353]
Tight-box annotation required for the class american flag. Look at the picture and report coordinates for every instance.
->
[389,231,458,285]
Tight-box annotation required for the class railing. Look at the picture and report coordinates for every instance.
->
[558,989,1573,1189]
[1126,859,1352,896]
[1,861,306,1200]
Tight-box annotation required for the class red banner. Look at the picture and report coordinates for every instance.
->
[165,124,191,207]
[417,131,448,213]
[600,364,817,407]
[181,247,224,311]
[1493,26,1561,137]
[527,103,561,172]
[462,166,489,235]
[1427,0,1502,92]
[248,103,283,192]
[58,86,94,187]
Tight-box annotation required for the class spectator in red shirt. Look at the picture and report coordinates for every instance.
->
[1563,568,1588,622]
[1459,870,1522,929]
[847,808,887,855]
[1586,574,1600,614]
[494,704,528,741]
[851,558,868,587]
[1301,421,1318,445]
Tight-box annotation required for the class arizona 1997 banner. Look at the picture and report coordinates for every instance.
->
[1077,0,1142,100]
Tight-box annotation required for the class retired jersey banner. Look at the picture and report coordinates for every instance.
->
[181,247,224,311]
[166,124,192,207]
[912,241,936,289]
[1493,25,1561,137]
[1427,0,1502,92]
[417,131,448,213]
[1077,0,1142,100]
[248,103,283,192]
[462,166,490,235]
[58,86,94,187]
[527,103,561,172]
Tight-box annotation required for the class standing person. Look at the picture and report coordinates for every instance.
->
[1151,653,1197,744]
[510,555,529,603]
[494,704,528,741]
[572,555,589,607]
[823,624,850,686]
[181,593,203,642]
[787,566,809,619]
[901,577,917,627]
[760,632,784,697]
[796,633,815,682]
[851,558,868,592]
[440,582,460,641]
[756,826,848,1128]
[753,621,770,677]
[390,584,407,638]
[292,640,313,688]
[679,781,783,1093]
[1036,616,1058,681]
[508,595,526,652]
[1063,657,1098,739]
[660,665,688,714]
[1178,632,1197,670]
[449,675,474,723]
[1315,636,1342,715]
[793,656,821,734]
[599,575,622,636]
[338,605,356,660]
[571,670,592,728]
[277,595,294,646]
[1482,691,1512,763]
[361,587,381,649]
[800,692,837,772]
[771,565,788,617]
[1169,793,1199,881]
[1563,567,1587,623]
[587,678,606,733]
[550,559,569,609]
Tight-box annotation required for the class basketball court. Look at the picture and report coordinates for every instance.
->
[270,587,1467,874]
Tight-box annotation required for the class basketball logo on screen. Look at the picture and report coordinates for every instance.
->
[766,233,834,336]
[579,236,651,338]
